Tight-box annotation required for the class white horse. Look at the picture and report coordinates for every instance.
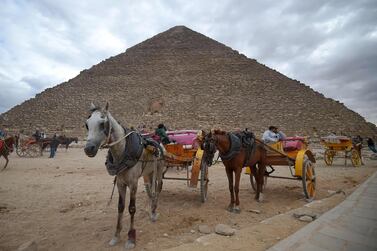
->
[84,103,166,249]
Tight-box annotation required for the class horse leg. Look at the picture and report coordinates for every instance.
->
[109,182,126,246]
[256,163,266,202]
[233,167,242,213]
[225,166,235,212]
[1,155,9,171]
[125,185,137,249]
[149,160,164,222]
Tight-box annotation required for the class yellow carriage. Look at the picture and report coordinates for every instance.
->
[320,136,361,167]
[246,137,316,201]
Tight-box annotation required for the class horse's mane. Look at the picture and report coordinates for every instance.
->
[212,129,227,135]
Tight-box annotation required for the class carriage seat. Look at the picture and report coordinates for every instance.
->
[282,137,305,152]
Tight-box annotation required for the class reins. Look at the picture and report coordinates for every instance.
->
[100,117,136,149]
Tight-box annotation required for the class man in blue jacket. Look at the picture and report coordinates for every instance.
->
[262,126,286,144]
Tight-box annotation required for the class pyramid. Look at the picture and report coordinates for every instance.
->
[1,26,376,138]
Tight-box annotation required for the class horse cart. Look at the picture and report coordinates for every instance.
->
[146,130,209,202]
[246,137,316,201]
[320,136,361,167]
[16,137,46,157]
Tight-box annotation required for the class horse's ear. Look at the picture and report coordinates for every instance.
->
[89,102,97,112]
[105,102,109,112]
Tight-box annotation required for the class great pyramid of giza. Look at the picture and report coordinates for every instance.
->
[1,26,376,138]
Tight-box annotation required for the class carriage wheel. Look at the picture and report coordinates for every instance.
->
[26,144,42,158]
[200,160,209,203]
[16,146,27,157]
[302,157,316,201]
[350,149,362,167]
[324,150,334,166]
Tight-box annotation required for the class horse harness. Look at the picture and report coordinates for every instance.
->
[220,131,256,167]
[105,128,163,176]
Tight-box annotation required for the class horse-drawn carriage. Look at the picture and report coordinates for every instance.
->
[145,130,209,202]
[246,136,316,201]
[320,136,362,167]
[16,137,45,157]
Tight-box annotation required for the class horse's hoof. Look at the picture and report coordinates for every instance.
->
[109,237,119,246]
[150,212,158,222]
[258,193,264,202]
[125,240,136,249]
[227,205,234,212]
[232,207,241,214]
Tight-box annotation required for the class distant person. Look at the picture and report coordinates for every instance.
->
[0,128,5,139]
[32,130,41,141]
[367,138,377,153]
[49,134,60,158]
[155,123,170,144]
[262,126,286,144]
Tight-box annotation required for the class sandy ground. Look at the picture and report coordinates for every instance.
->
[0,148,376,251]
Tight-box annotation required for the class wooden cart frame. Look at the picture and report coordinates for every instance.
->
[162,144,209,202]
[246,137,316,201]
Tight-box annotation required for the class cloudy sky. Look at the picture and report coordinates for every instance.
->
[1,0,376,124]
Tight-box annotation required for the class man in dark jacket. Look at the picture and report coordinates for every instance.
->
[155,124,170,145]
[367,138,377,153]
[49,134,60,158]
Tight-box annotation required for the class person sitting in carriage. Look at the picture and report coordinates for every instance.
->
[32,130,42,141]
[155,123,170,145]
[262,126,286,144]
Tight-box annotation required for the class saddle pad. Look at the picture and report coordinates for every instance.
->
[0,140,3,150]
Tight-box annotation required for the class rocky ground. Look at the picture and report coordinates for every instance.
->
[0,148,376,251]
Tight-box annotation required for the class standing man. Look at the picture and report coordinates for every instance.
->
[262,126,286,144]
[367,138,377,153]
[49,134,60,158]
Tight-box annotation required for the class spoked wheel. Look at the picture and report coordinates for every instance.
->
[26,144,42,157]
[16,147,27,157]
[324,150,334,166]
[249,166,268,192]
[302,157,316,201]
[200,160,209,203]
[350,149,362,167]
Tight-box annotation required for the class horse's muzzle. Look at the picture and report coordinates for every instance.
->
[84,142,98,157]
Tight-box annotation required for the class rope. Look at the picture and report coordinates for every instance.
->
[107,176,117,206]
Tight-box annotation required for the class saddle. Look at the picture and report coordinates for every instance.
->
[219,133,241,161]
[220,130,256,167]
[105,129,163,176]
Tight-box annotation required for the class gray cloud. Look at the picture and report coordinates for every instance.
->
[0,0,376,124]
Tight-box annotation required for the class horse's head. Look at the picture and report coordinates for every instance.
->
[84,102,110,157]
[201,130,218,165]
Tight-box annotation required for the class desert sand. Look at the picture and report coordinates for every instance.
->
[0,148,376,251]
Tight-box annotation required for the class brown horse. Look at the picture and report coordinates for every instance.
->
[0,136,15,170]
[202,129,267,213]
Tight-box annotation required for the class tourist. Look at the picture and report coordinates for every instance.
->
[262,126,286,144]
[155,123,170,144]
[0,128,5,139]
[367,138,377,153]
[49,134,60,158]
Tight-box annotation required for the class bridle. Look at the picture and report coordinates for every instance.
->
[86,112,135,149]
